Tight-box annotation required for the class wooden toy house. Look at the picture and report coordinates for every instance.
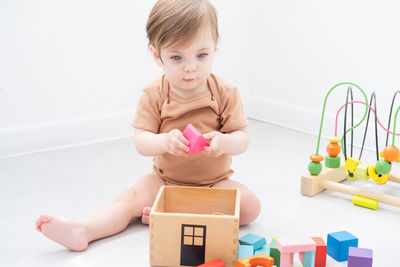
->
[149,186,240,267]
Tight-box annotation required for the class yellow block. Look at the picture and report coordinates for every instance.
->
[352,195,378,210]
[344,157,361,173]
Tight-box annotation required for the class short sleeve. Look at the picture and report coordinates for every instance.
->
[219,86,248,133]
[131,86,162,133]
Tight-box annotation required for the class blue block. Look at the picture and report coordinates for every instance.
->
[239,233,267,250]
[327,231,358,262]
[238,244,254,259]
[303,251,315,267]
[254,243,270,256]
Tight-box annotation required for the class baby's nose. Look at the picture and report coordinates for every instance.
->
[184,62,196,72]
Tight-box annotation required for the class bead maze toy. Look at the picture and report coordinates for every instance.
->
[301,83,400,208]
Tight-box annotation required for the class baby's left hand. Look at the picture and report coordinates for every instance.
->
[202,131,226,157]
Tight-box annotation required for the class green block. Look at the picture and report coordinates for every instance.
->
[270,238,280,267]
[325,155,341,168]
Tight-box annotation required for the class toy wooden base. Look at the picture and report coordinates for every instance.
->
[149,186,240,267]
[301,166,400,208]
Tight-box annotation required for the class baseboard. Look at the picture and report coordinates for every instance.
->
[0,111,135,159]
[0,95,380,159]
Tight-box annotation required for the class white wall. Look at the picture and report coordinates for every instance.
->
[243,0,400,154]
[1,0,400,157]
[0,0,249,157]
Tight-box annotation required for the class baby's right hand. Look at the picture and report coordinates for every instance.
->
[162,129,190,157]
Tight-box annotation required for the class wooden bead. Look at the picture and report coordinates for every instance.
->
[328,136,341,143]
[344,157,361,173]
[375,159,391,175]
[309,154,324,162]
[382,145,400,162]
[325,155,340,168]
[326,142,341,157]
[367,165,389,184]
[308,161,322,175]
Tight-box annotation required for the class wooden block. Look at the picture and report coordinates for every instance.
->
[348,247,373,267]
[325,155,340,168]
[239,233,267,250]
[212,212,227,215]
[276,238,316,253]
[183,123,209,155]
[352,195,378,210]
[277,238,316,267]
[354,164,369,181]
[311,237,327,267]
[327,231,358,262]
[254,244,270,256]
[197,258,225,267]
[238,245,253,260]
[236,253,274,267]
[344,157,361,173]
[270,238,281,267]
[302,251,315,267]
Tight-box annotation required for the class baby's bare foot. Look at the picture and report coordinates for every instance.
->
[35,213,89,251]
[141,207,151,224]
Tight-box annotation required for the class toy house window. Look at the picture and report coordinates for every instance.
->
[183,225,204,246]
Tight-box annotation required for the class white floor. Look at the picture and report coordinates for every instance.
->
[1,119,400,267]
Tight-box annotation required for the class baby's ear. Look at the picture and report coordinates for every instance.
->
[149,45,163,67]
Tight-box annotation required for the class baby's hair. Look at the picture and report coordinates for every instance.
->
[146,0,219,56]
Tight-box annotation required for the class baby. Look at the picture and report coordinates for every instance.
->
[35,0,261,252]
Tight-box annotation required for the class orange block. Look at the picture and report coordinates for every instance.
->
[211,212,227,215]
[236,253,274,267]
[197,258,225,267]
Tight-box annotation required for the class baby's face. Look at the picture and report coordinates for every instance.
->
[158,26,217,95]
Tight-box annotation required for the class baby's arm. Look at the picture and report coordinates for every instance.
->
[134,128,189,157]
[203,127,250,157]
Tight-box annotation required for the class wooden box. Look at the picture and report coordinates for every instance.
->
[149,186,240,267]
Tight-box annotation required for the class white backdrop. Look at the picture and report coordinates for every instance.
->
[1,0,399,157]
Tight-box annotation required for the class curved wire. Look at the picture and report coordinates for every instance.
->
[358,92,379,160]
[342,87,354,159]
[385,91,400,146]
[315,82,369,155]
[393,105,400,146]
[336,101,400,135]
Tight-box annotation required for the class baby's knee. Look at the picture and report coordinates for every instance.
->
[239,193,261,225]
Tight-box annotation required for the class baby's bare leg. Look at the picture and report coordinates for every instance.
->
[35,172,165,251]
[212,179,261,225]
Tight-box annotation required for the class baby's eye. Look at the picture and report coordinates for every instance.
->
[197,53,208,58]
[171,55,182,61]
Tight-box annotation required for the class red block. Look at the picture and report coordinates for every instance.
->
[197,258,225,267]
[312,237,327,267]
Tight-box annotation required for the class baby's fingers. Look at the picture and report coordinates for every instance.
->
[172,138,190,153]
[172,130,190,146]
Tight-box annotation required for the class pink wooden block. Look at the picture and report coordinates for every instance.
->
[277,238,316,267]
[276,237,316,253]
[182,124,209,155]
